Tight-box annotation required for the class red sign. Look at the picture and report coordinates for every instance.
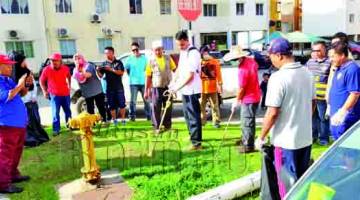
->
[177,0,202,21]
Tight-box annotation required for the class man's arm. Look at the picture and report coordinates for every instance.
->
[67,72,71,89]
[342,92,360,111]
[216,61,223,93]
[8,75,27,101]
[96,67,104,78]
[39,71,49,98]
[172,72,194,92]
[236,88,245,102]
[312,99,316,114]
[259,107,280,140]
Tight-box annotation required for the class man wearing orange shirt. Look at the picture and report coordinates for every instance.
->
[199,45,223,128]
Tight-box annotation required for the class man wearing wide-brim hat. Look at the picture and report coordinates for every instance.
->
[0,54,32,194]
[224,45,261,153]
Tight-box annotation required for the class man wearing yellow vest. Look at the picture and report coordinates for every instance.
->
[306,41,331,146]
[144,40,177,132]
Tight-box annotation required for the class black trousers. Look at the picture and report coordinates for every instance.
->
[151,87,172,129]
[182,94,202,147]
[85,93,107,122]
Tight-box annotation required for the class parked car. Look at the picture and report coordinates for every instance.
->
[37,55,75,79]
[285,121,360,200]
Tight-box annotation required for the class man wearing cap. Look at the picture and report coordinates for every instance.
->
[40,53,72,136]
[170,30,203,150]
[199,45,223,128]
[328,41,360,140]
[144,40,177,132]
[0,54,31,193]
[256,38,315,198]
[125,42,151,121]
[225,45,261,153]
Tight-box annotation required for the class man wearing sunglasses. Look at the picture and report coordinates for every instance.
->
[124,42,151,121]
[305,41,331,146]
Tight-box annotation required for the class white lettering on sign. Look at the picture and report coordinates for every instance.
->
[178,0,199,11]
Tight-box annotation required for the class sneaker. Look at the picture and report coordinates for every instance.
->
[12,175,30,183]
[235,140,243,146]
[53,132,60,137]
[238,146,257,153]
[129,117,135,122]
[188,145,203,151]
[0,185,23,194]
[213,124,221,128]
[121,120,126,126]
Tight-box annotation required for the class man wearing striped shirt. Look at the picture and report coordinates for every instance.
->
[306,41,331,145]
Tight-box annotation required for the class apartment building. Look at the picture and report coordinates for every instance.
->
[0,0,271,72]
[0,0,48,72]
[302,0,360,40]
[180,0,268,49]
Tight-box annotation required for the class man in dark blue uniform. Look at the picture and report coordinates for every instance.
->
[329,41,360,140]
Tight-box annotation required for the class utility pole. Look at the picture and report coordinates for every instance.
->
[294,0,302,31]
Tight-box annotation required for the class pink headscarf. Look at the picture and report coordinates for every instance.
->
[73,53,88,84]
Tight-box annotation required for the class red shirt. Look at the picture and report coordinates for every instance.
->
[40,65,70,96]
[238,57,261,104]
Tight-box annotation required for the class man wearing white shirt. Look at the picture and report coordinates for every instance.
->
[170,30,203,150]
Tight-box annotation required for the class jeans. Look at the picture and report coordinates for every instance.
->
[313,100,330,142]
[182,94,202,147]
[129,85,151,120]
[241,103,258,147]
[50,95,72,133]
[85,93,107,122]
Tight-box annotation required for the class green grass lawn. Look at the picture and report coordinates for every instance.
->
[9,121,329,200]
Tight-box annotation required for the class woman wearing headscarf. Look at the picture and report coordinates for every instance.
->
[73,53,107,122]
[9,51,49,147]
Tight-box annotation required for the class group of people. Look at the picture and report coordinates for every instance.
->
[254,33,360,199]
[0,29,359,196]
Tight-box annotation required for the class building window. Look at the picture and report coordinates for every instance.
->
[56,0,72,13]
[98,38,112,53]
[349,13,355,23]
[59,40,76,56]
[0,0,29,14]
[5,41,34,58]
[236,3,244,16]
[162,37,174,51]
[129,0,142,14]
[160,0,171,15]
[132,37,145,50]
[95,0,109,14]
[203,4,216,17]
[256,3,264,16]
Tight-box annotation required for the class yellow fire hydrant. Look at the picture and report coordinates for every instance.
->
[68,112,101,184]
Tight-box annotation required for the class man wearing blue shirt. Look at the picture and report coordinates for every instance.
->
[329,41,360,140]
[125,42,151,121]
[0,54,31,194]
